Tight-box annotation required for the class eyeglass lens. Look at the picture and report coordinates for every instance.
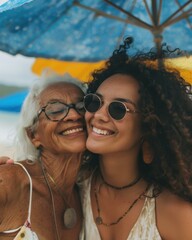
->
[45,101,85,121]
[84,94,128,120]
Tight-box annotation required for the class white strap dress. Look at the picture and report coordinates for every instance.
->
[79,176,162,240]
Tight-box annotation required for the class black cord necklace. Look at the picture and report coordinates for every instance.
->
[100,171,141,190]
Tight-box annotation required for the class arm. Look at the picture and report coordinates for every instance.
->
[0,164,24,231]
[0,165,13,228]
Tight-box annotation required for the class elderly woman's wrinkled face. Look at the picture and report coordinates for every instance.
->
[30,82,87,155]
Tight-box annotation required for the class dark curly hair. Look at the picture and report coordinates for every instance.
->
[83,37,192,202]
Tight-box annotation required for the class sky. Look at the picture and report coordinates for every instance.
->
[0,51,36,155]
[0,51,35,87]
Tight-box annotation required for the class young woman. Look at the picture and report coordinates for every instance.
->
[79,37,192,240]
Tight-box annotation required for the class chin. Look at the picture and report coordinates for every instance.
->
[86,142,103,154]
[72,143,87,153]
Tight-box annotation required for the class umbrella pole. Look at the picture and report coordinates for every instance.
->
[153,31,164,69]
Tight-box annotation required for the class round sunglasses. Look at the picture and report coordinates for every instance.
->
[84,94,139,120]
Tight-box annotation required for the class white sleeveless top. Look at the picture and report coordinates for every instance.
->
[1,162,39,240]
[79,176,162,240]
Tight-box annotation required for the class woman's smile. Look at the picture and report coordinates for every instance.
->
[92,126,114,136]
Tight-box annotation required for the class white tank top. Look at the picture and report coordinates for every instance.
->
[79,176,162,240]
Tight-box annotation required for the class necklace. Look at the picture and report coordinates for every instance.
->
[39,157,77,230]
[94,182,149,227]
[39,157,60,240]
[46,172,77,229]
[100,172,141,190]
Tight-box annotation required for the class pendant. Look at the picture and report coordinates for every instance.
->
[95,216,103,225]
[63,208,77,229]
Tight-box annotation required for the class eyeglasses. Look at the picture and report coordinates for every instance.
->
[84,93,139,120]
[37,101,85,122]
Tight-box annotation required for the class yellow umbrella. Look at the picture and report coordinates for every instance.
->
[165,57,192,84]
[147,56,192,84]
[32,58,105,83]
[32,57,192,84]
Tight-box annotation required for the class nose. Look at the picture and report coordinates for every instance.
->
[93,103,110,122]
[64,107,84,121]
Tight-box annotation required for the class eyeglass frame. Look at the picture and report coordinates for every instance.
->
[83,93,139,120]
[36,100,85,122]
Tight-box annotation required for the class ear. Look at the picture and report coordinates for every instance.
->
[142,140,154,164]
[26,127,41,149]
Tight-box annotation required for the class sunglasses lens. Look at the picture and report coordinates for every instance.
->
[108,102,126,120]
[84,94,101,113]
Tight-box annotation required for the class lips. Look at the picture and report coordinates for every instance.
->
[92,126,114,136]
[60,126,85,136]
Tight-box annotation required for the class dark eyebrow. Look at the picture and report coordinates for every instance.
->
[95,93,103,98]
[95,93,137,107]
[115,98,137,107]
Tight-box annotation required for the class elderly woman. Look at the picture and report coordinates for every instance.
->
[0,73,87,240]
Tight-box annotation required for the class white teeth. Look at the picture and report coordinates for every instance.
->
[62,128,83,136]
[93,127,110,136]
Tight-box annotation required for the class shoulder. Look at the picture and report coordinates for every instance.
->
[0,163,26,218]
[0,161,32,197]
[0,162,25,182]
[156,189,192,240]
[0,161,34,228]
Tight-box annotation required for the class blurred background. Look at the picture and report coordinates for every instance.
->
[0,52,35,155]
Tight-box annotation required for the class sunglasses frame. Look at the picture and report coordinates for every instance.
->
[84,93,139,120]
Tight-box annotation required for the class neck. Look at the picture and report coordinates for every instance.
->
[99,151,140,188]
[39,150,83,199]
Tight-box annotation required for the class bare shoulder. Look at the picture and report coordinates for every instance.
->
[0,163,21,183]
[0,163,28,200]
[156,189,192,240]
[0,164,23,222]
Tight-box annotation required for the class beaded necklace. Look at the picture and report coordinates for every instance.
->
[94,173,149,227]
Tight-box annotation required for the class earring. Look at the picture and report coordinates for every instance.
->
[142,141,154,164]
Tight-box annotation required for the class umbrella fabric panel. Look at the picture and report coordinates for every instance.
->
[0,90,28,112]
[0,0,191,61]
[0,0,142,61]
[0,0,32,13]
[0,0,76,57]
